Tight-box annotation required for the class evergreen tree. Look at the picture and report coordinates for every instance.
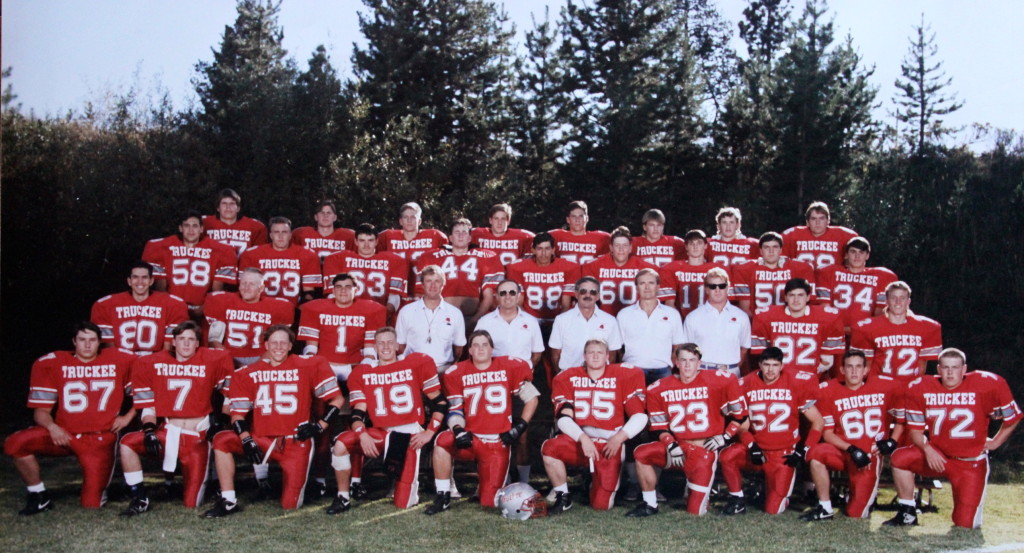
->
[293,45,350,206]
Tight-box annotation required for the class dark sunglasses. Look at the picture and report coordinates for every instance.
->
[498,289,518,297]
[705,283,728,290]
[578,289,599,296]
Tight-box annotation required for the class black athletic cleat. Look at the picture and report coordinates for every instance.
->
[349,481,369,500]
[19,491,53,516]
[304,480,327,503]
[424,492,451,515]
[253,479,274,501]
[882,504,919,526]
[625,503,659,518]
[325,495,351,515]
[800,504,834,522]
[721,496,746,516]
[550,491,573,514]
[203,498,242,518]
[120,497,151,517]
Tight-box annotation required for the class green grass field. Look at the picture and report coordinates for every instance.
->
[2,454,1022,553]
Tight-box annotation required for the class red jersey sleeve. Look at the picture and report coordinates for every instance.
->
[27,354,59,409]
[621,365,647,417]
[211,242,239,285]
[644,380,670,432]
[311,356,342,401]
[413,353,442,395]
[479,253,505,292]
[142,238,169,279]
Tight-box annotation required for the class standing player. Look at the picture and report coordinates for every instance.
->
[471,203,535,266]
[681,268,750,376]
[582,226,660,316]
[377,202,449,301]
[548,200,610,265]
[202,188,268,256]
[395,265,467,373]
[142,210,239,318]
[751,279,845,376]
[886,348,1020,528]
[729,231,816,318]
[541,339,648,512]
[91,261,189,354]
[205,325,344,516]
[660,230,726,319]
[415,218,504,326]
[718,346,823,515]
[505,232,581,324]
[815,237,898,332]
[326,328,446,513]
[4,322,135,514]
[424,331,539,514]
[802,350,903,521]
[118,322,234,515]
[238,216,321,305]
[850,281,942,384]
[706,207,760,267]
[631,209,685,267]
[549,277,624,373]
[203,268,295,367]
[782,201,859,269]
[291,200,356,260]
[627,343,747,517]
[322,223,409,322]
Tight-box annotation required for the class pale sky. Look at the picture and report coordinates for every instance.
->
[3,1,1022,147]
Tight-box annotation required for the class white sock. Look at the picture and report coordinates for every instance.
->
[221,490,237,503]
[351,477,362,484]
[898,498,916,508]
[338,491,350,500]
[27,483,45,493]
[554,483,569,493]
[517,465,531,483]
[435,479,451,493]
[124,470,144,486]
[730,491,744,498]
[642,490,658,508]
[819,500,833,513]
[253,463,269,480]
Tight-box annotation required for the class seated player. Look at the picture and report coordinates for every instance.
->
[782,201,859,269]
[751,278,844,376]
[814,237,898,332]
[718,346,823,515]
[118,321,233,515]
[204,267,295,367]
[631,208,684,267]
[627,343,746,517]
[91,261,189,354]
[291,200,356,260]
[238,216,321,305]
[471,203,535,266]
[4,322,135,514]
[424,330,539,514]
[541,339,647,512]
[706,207,760,267]
[548,200,609,265]
[729,231,816,318]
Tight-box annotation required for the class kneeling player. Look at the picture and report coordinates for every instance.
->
[541,339,647,512]
[801,350,902,521]
[327,327,446,514]
[425,330,539,514]
[628,343,746,517]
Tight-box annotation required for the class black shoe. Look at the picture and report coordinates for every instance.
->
[424,492,451,515]
[253,479,273,501]
[721,496,746,516]
[120,496,151,517]
[305,480,327,503]
[349,481,369,500]
[203,498,242,518]
[882,504,919,526]
[800,504,834,522]
[19,491,53,516]
[625,503,659,518]
[325,495,351,515]
[550,491,573,514]
[155,481,181,501]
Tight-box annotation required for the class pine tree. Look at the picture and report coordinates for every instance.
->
[293,45,350,205]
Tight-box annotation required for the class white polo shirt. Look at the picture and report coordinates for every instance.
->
[681,301,751,365]
[473,308,544,362]
[549,306,623,371]
[617,302,684,369]
[396,298,467,366]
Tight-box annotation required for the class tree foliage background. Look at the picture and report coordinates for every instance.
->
[2,0,1022,461]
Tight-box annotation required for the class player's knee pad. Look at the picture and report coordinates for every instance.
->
[332,453,351,471]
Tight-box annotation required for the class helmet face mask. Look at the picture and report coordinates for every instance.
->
[495,483,548,520]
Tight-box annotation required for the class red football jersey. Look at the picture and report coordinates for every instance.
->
[91,291,189,353]
[582,254,661,315]
[203,292,295,358]
[415,248,504,297]
[659,260,725,318]
[850,314,943,384]
[751,305,846,374]
[549,229,610,265]
[443,356,534,434]
[904,371,1021,458]
[706,235,760,267]
[228,355,340,436]
[238,244,321,304]
[815,265,898,328]
[377,228,449,264]
[297,299,387,365]
[551,363,646,432]
[348,353,441,429]
[321,250,408,306]
[131,348,233,418]
[471,227,535,266]
[729,257,817,310]
[646,370,747,440]
[631,235,685,268]
[781,225,859,269]
[291,226,357,259]
[202,215,268,256]
[740,369,819,450]
[27,348,134,434]
[505,258,581,322]
[817,376,902,452]
[142,235,239,306]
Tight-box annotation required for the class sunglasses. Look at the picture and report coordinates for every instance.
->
[705,283,728,290]
[498,289,518,297]
[578,289,599,296]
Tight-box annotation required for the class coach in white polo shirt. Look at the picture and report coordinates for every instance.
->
[549,276,623,371]
[396,264,466,372]
[474,279,544,365]
[617,268,684,385]
[681,267,750,376]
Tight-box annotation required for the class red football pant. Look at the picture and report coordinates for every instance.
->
[3,426,117,509]
[213,433,314,510]
[435,430,511,508]
[891,446,989,529]
[336,428,422,509]
[634,441,717,515]
[806,443,880,518]
[719,443,796,515]
[541,434,623,511]
[121,428,210,508]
